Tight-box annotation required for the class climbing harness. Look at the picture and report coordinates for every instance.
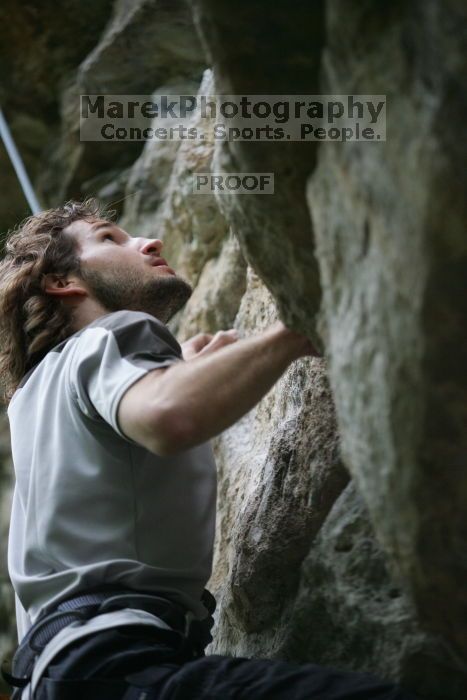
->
[1,586,216,699]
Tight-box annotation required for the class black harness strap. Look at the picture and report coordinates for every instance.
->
[2,588,216,698]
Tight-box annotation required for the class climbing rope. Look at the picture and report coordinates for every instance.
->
[0,107,41,214]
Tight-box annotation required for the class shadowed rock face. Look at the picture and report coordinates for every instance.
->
[0,0,206,232]
[0,0,115,232]
[1,1,466,698]
[308,0,467,664]
[189,0,467,685]
[189,0,326,348]
[37,0,207,211]
[282,482,467,700]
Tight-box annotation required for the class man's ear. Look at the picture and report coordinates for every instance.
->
[41,273,88,297]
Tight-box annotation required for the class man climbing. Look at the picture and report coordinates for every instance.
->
[0,199,419,698]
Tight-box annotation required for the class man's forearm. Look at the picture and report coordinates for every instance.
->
[155,323,308,452]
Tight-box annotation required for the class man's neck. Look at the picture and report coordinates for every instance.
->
[68,299,111,333]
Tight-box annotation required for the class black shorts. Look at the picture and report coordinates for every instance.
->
[37,625,420,700]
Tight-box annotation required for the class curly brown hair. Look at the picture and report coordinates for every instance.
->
[0,198,115,407]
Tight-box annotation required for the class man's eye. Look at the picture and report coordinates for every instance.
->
[103,234,114,241]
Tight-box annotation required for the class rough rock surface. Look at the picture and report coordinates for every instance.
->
[307,0,467,668]
[282,483,467,700]
[1,2,466,699]
[189,0,325,349]
[38,0,206,211]
[0,0,114,231]
[188,0,467,694]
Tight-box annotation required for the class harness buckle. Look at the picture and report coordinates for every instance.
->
[1,653,29,689]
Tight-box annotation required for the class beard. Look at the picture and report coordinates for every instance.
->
[77,264,193,324]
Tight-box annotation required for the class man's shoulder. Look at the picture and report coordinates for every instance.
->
[77,310,181,357]
[11,312,177,401]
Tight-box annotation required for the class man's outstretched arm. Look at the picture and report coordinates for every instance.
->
[118,322,317,456]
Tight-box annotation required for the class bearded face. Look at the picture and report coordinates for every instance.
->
[77,263,193,324]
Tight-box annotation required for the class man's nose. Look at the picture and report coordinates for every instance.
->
[139,238,163,255]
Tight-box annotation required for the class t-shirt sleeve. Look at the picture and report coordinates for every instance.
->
[68,311,183,444]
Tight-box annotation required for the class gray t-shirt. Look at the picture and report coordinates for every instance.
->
[7,310,217,641]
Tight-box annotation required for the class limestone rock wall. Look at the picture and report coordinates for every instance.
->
[1,2,466,698]
[307,2,467,668]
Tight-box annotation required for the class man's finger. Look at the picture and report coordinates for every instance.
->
[197,329,239,356]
